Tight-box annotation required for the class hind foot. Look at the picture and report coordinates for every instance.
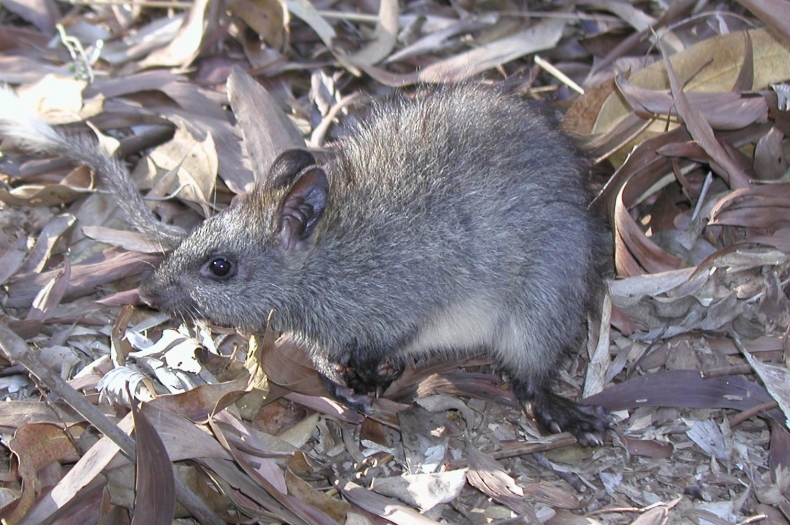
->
[531,394,610,447]
[512,380,610,446]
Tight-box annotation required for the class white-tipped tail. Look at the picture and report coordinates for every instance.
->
[0,86,66,153]
[0,84,187,249]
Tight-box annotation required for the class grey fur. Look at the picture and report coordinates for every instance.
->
[139,84,609,443]
[0,84,609,442]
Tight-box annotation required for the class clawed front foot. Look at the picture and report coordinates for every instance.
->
[322,372,375,413]
[345,357,405,397]
[319,356,405,412]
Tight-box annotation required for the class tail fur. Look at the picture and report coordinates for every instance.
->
[0,86,185,250]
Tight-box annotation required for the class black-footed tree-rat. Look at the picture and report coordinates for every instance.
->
[0,83,610,445]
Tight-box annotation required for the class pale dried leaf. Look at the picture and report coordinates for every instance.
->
[348,0,399,66]
[742,349,790,429]
[337,479,443,524]
[363,17,566,85]
[371,469,467,511]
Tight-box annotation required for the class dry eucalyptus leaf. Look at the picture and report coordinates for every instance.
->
[228,0,289,51]
[15,76,89,124]
[286,0,360,74]
[742,349,790,429]
[686,419,732,461]
[337,479,443,525]
[138,0,216,69]
[593,28,790,162]
[81,226,163,254]
[347,0,399,66]
[364,17,566,85]
[101,16,184,66]
[5,423,79,524]
[465,441,529,515]
[130,400,175,525]
[0,234,29,286]
[371,469,467,511]
[17,413,134,525]
[148,125,218,216]
[227,67,305,185]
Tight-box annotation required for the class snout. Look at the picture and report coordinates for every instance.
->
[137,278,162,309]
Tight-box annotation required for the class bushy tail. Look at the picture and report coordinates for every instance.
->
[0,86,186,250]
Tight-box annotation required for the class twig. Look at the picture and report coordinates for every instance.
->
[729,400,778,428]
[534,55,584,95]
[445,433,580,469]
[531,452,586,492]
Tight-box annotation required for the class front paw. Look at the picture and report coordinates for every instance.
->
[347,357,405,397]
[322,375,374,413]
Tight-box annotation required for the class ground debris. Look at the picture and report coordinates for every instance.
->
[0,0,789,523]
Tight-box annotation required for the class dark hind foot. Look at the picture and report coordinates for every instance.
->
[531,393,610,447]
[512,380,610,447]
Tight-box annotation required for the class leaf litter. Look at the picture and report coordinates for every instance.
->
[0,0,789,523]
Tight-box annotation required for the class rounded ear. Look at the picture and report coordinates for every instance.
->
[279,167,329,252]
[268,149,317,189]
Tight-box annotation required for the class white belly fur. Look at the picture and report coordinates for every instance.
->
[403,298,498,357]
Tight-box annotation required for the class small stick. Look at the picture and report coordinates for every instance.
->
[534,55,585,95]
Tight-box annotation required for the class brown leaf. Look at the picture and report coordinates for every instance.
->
[0,233,28,286]
[0,0,58,41]
[465,441,530,515]
[615,75,768,130]
[754,128,789,180]
[138,0,217,69]
[592,28,790,165]
[260,334,328,397]
[228,0,289,51]
[26,258,69,322]
[285,464,350,522]
[227,67,305,184]
[209,410,335,525]
[149,378,250,423]
[585,370,781,422]
[735,0,790,46]
[5,250,160,308]
[658,38,750,188]
[362,17,566,85]
[5,423,79,524]
[347,0,399,66]
[619,435,674,459]
[709,182,790,229]
[18,213,75,274]
[0,184,83,207]
[131,400,176,525]
[17,413,133,525]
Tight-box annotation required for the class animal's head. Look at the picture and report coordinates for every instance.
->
[138,149,330,330]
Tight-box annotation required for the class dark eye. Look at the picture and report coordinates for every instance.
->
[206,257,233,278]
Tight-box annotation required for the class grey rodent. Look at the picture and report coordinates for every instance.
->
[0,83,609,445]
